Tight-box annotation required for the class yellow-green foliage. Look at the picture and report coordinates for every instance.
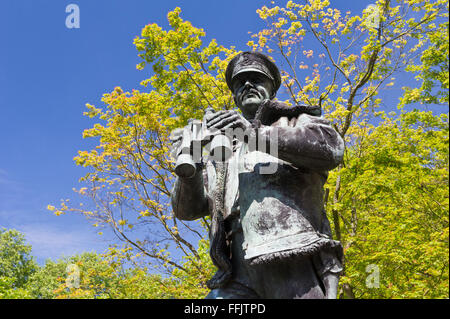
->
[48,8,230,285]
[46,2,448,299]
[329,110,448,298]
[248,0,448,298]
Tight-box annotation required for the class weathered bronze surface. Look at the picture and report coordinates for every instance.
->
[170,51,345,299]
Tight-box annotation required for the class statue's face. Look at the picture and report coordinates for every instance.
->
[232,72,273,120]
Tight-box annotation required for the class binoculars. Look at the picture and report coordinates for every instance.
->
[174,108,233,179]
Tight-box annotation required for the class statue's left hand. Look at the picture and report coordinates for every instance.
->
[205,109,251,132]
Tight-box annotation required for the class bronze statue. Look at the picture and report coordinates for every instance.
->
[170,51,345,299]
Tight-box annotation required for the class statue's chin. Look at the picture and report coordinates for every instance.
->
[242,96,262,105]
[239,98,262,119]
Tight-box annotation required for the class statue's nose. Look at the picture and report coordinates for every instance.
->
[244,80,254,88]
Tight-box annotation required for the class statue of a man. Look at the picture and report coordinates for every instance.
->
[170,52,345,299]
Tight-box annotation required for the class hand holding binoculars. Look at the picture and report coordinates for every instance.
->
[174,108,233,179]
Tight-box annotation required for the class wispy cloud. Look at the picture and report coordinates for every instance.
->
[0,169,19,187]
[0,168,115,264]
[0,168,8,177]
[0,169,30,208]
[19,224,108,263]
[1,208,115,265]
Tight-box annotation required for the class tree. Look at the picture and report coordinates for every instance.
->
[248,0,448,298]
[27,246,213,299]
[401,19,449,105]
[0,227,211,299]
[0,276,32,299]
[48,8,237,282]
[0,228,37,298]
[331,110,448,298]
[27,251,164,299]
[50,1,449,298]
[25,256,68,299]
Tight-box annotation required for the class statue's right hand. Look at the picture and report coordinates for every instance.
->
[205,109,250,133]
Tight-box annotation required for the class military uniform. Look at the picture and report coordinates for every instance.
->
[171,52,345,298]
[203,111,344,298]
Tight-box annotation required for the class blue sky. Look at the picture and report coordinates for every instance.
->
[0,0,284,265]
[0,0,426,265]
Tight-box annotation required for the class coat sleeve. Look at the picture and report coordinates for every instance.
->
[258,114,345,171]
[171,167,209,221]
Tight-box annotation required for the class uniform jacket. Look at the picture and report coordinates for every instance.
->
[202,111,345,267]
[171,103,345,283]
